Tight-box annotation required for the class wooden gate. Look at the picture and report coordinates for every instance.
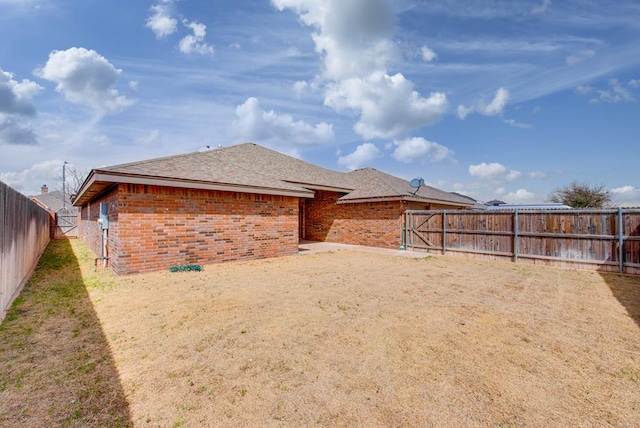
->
[55,208,78,238]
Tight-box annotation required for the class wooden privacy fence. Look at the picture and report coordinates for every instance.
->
[1,180,50,321]
[405,209,640,275]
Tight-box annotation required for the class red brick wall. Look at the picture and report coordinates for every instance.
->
[79,184,299,275]
[304,191,405,248]
[78,187,119,268]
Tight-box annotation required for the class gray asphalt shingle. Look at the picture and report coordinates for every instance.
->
[31,190,72,212]
[82,143,473,207]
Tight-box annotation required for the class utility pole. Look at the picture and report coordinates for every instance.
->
[62,161,68,209]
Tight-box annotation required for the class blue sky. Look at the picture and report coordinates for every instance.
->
[1,0,639,206]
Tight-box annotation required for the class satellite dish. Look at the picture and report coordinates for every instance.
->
[410,178,424,188]
[409,177,424,195]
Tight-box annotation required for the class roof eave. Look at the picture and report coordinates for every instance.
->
[73,171,314,206]
[286,182,353,193]
[336,194,474,206]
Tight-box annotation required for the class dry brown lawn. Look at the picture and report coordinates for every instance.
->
[1,239,639,427]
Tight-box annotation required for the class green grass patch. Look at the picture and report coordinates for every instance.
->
[0,239,131,426]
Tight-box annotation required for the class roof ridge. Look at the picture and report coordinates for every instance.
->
[358,168,410,195]
[100,142,253,171]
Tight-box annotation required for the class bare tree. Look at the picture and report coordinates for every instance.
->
[549,181,613,208]
[58,165,89,199]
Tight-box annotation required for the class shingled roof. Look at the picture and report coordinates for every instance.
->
[339,168,473,206]
[31,190,72,212]
[74,143,474,208]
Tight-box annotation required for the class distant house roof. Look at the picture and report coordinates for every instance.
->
[449,192,487,210]
[486,203,572,211]
[74,143,474,208]
[31,190,72,212]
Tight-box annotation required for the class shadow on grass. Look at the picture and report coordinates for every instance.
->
[598,223,640,330]
[599,272,640,330]
[0,239,131,427]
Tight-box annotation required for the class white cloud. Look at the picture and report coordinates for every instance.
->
[0,159,63,195]
[457,87,509,119]
[273,0,446,139]
[596,79,635,103]
[179,20,214,55]
[629,79,640,89]
[456,105,473,120]
[612,185,640,207]
[530,0,550,15]
[0,68,42,116]
[0,117,37,145]
[576,79,636,104]
[135,129,160,146]
[391,137,453,163]
[146,3,213,55]
[232,97,334,146]
[293,81,308,97]
[324,72,448,139]
[420,45,437,62]
[504,188,539,204]
[565,50,594,66]
[529,171,548,179]
[0,69,42,145]
[484,87,510,116]
[575,84,593,95]
[612,185,637,194]
[468,162,522,182]
[272,0,397,80]
[503,118,532,128]
[337,142,381,170]
[146,2,177,39]
[36,47,135,114]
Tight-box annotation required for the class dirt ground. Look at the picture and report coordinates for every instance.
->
[1,239,639,427]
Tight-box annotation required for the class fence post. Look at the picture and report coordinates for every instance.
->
[400,214,406,250]
[405,211,410,249]
[618,208,624,273]
[442,210,447,255]
[514,209,519,263]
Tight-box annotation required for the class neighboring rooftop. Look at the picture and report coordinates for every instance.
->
[74,143,475,208]
[31,187,72,212]
[486,203,573,211]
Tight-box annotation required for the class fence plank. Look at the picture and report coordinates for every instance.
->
[0,181,50,321]
[406,209,640,275]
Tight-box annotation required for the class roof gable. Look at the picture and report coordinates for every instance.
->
[339,168,474,206]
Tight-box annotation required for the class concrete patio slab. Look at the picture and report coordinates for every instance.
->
[297,240,428,258]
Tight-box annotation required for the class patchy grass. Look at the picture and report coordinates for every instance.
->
[0,239,130,427]
[2,239,640,427]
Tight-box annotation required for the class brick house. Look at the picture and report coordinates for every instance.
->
[73,143,474,274]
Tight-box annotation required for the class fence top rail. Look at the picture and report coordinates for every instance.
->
[406,208,640,215]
